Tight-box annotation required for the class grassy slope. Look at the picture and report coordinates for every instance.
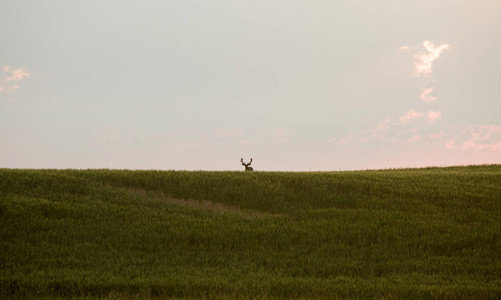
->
[1,166,501,298]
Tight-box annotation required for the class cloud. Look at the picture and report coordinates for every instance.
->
[414,40,449,78]
[399,109,441,124]
[429,131,445,139]
[398,46,409,50]
[399,109,424,124]
[0,85,19,94]
[368,117,390,134]
[6,68,31,82]
[1,67,30,94]
[408,40,451,104]
[427,111,442,123]
[446,125,501,151]
[420,88,436,103]
[358,117,391,143]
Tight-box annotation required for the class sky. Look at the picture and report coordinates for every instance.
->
[1,0,500,171]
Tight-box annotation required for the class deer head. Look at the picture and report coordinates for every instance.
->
[240,158,253,171]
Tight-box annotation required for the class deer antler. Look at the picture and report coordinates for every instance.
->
[240,158,254,171]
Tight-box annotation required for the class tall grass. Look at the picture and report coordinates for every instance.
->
[1,166,501,298]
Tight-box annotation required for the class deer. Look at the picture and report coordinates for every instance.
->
[240,158,254,171]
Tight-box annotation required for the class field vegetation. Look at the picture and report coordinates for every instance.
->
[1,165,501,298]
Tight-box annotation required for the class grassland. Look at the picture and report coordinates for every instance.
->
[1,165,501,299]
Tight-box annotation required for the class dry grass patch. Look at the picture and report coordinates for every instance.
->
[116,186,280,220]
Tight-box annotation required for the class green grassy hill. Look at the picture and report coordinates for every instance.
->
[1,166,501,299]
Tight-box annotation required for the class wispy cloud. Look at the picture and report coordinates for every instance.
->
[427,111,442,123]
[6,68,31,82]
[0,85,20,94]
[1,67,30,94]
[414,40,450,78]
[368,117,391,135]
[399,109,424,124]
[398,46,409,50]
[429,131,445,139]
[358,117,391,143]
[409,41,450,104]
[446,125,501,151]
[420,88,436,103]
[399,109,441,124]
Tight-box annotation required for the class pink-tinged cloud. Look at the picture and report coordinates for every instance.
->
[399,109,424,124]
[414,40,449,77]
[6,68,31,82]
[368,117,390,134]
[446,125,501,151]
[400,109,441,124]
[2,66,9,73]
[429,131,445,139]
[0,85,19,94]
[427,111,441,123]
[420,88,436,103]
[399,46,409,50]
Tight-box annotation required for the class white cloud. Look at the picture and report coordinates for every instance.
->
[411,41,450,105]
[414,40,449,78]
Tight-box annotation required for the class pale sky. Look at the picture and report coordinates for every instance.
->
[1,0,500,171]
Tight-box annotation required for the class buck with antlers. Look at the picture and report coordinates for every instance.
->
[240,158,253,171]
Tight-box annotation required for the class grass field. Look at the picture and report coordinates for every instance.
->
[1,165,501,299]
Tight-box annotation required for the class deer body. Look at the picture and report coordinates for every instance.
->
[241,158,253,171]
